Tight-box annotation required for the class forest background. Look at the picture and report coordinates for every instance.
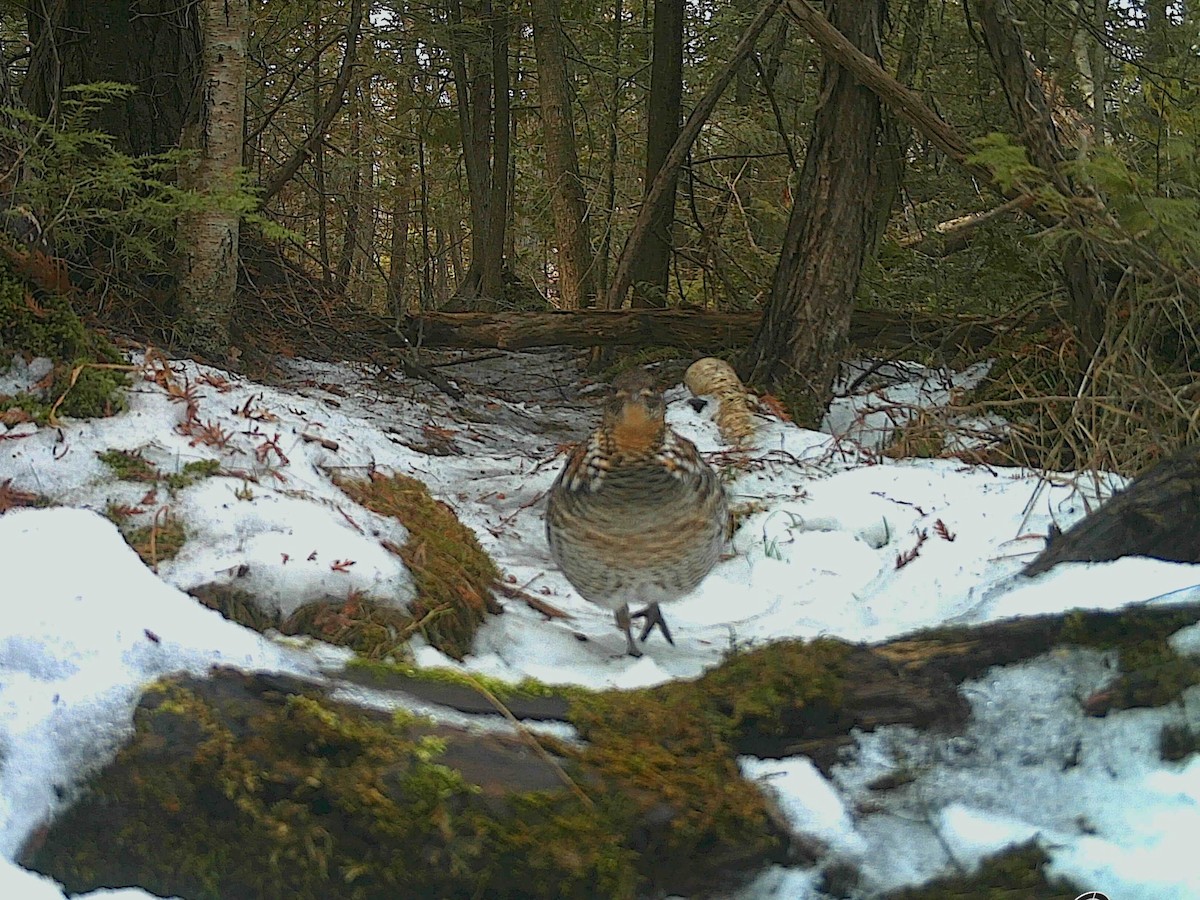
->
[2,0,1199,477]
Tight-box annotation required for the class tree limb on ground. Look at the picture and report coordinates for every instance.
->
[400,307,1016,355]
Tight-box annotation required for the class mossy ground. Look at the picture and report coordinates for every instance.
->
[24,639,866,898]
[1061,607,1200,710]
[97,451,223,568]
[885,841,1083,898]
[192,472,502,662]
[335,472,500,659]
[123,515,186,569]
[98,449,222,492]
[0,249,126,421]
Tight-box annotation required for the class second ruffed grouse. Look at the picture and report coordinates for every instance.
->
[545,369,729,656]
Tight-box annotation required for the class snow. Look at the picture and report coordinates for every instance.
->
[1,349,1198,898]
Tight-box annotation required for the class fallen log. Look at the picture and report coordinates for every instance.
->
[1024,442,1200,576]
[24,602,1199,899]
[401,307,1011,354]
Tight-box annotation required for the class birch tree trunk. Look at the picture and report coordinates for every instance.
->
[174,0,249,361]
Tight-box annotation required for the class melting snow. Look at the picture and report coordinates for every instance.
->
[0,349,1197,898]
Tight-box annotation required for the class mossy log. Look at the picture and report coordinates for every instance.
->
[23,602,1200,899]
[399,308,1008,355]
[1024,443,1200,576]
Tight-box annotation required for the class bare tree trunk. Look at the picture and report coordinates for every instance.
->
[972,0,1109,366]
[310,11,334,284]
[338,89,363,295]
[448,0,490,298]
[875,0,927,246]
[605,0,782,311]
[259,0,363,203]
[738,0,885,422]
[531,0,595,310]
[418,113,434,308]
[447,0,509,308]
[596,0,624,302]
[447,214,466,289]
[628,0,684,308]
[174,0,249,361]
[388,178,413,321]
[481,0,510,302]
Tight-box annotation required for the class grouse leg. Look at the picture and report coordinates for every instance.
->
[614,604,643,657]
[631,603,675,646]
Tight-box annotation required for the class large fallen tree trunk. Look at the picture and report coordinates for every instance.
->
[401,307,1013,354]
[25,601,1200,898]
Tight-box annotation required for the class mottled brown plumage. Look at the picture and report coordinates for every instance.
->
[545,369,730,656]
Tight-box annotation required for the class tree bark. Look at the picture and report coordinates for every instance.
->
[481,0,510,302]
[337,88,363,295]
[388,178,413,321]
[597,0,624,302]
[1024,442,1200,576]
[447,0,509,308]
[23,0,200,156]
[173,0,250,361]
[628,0,684,308]
[739,0,885,422]
[972,0,1110,368]
[531,0,595,310]
[311,29,334,285]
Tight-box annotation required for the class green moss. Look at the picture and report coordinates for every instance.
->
[99,451,220,491]
[1061,608,1200,710]
[564,640,848,888]
[336,473,501,660]
[188,583,280,634]
[0,253,126,421]
[124,515,186,568]
[1108,640,1200,709]
[886,841,1082,898]
[29,675,640,900]
[279,594,421,661]
[345,656,572,703]
[1060,607,1199,648]
[165,458,222,491]
[98,448,161,482]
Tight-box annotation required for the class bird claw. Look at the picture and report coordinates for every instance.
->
[631,603,675,646]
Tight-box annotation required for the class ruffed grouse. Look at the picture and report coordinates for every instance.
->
[545,369,729,656]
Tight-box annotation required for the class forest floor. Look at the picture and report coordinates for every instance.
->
[0,345,1197,898]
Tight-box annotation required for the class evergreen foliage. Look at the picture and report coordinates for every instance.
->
[0,84,240,272]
